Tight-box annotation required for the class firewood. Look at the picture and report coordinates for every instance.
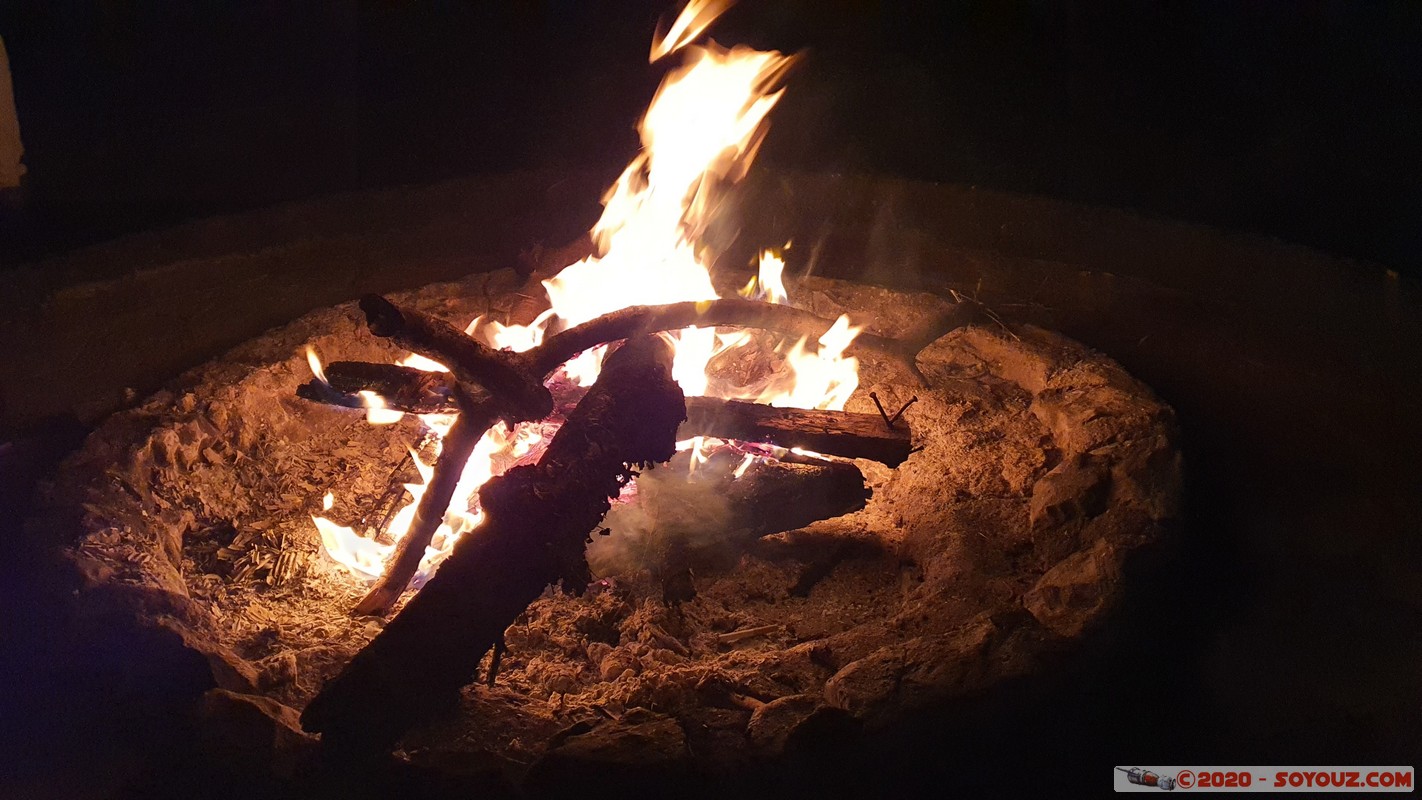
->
[310,292,961,607]
[298,363,913,465]
[300,335,686,754]
[323,361,454,414]
[680,396,913,466]
[359,294,555,422]
[353,386,502,616]
[596,449,870,584]
[520,297,975,379]
[357,293,977,410]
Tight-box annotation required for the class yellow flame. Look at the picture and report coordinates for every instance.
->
[740,249,789,304]
[650,0,734,62]
[398,353,449,373]
[732,453,755,479]
[310,16,862,578]
[755,315,862,411]
[305,346,328,384]
[357,391,405,425]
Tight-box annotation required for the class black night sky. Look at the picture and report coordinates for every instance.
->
[1,1,1419,275]
[1,3,1419,798]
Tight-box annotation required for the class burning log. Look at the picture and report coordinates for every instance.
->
[296,361,455,415]
[595,449,870,594]
[297,364,912,465]
[359,294,555,422]
[358,293,976,408]
[520,297,976,379]
[301,335,686,754]
[682,396,912,466]
[352,387,501,616]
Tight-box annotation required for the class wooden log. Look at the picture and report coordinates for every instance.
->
[680,396,912,466]
[597,448,869,602]
[521,298,947,378]
[353,387,503,616]
[301,335,686,754]
[323,361,454,414]
[297,362,913,465]
[724,455,870,533]
[359,294,554,421]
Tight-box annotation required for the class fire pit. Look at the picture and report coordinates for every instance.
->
[29,3,1180,793]
[39,266,1178,784]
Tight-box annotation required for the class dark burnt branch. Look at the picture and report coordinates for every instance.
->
[522,298,936,378]
[358,294,554,421]
[301,336,686,754]
[326,361,454,413]
[679,396,913,466]
[353,386,503,617]
[356,293,976,409]
[297,361,914,465]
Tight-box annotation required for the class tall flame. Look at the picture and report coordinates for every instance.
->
[311,2,863,582]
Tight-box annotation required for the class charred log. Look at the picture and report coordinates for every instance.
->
[357,293,976,408]
[301,335,686,754]
[358,294,555,421]
[679,396,913,466]
[520,298,968,378]
[595,448,869,583]
[353,387,503,616]
[323,361,454,414]
[297,362,912,465]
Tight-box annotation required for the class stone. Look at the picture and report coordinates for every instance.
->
[1029,454,1111,533]
[198,689,316,777]
[1023,539,1121,637]
[747,693,843,754]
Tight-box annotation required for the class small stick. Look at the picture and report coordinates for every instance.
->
[485,636,506,687]
[717,624,780,646]
[353,386,503,617]
[868,391,894,430]
[888,396,918,428]
[367,452,414,543]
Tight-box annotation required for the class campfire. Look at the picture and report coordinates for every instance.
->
[286,3,975,749]
[42,0,1180,789]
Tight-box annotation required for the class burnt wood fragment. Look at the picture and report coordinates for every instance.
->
[298,363,912,465]
[681,396,913,466]
[353,386,503,616]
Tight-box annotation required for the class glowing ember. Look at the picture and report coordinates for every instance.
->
[309,0,865,581]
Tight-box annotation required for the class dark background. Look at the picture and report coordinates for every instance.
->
[0,2,1419,798]
[1,0,1420,275]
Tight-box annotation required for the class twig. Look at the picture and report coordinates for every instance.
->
[353,385,502,617]
[367,452,414,544]
[868,391,894,430]
[717,624,780,646]
[485,636,506,687]
[888,396,918,427]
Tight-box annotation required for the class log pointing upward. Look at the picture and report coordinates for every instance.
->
[301,336,686,753]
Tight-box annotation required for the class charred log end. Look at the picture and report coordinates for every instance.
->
[357,294,407,338]
[295,381,362,410]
